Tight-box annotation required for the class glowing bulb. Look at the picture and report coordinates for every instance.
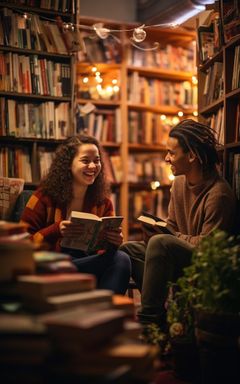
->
[96,77,103,83]
[150,181,160,190]
[82,77,89,84]
[93,23,110,39]
[23,13,28,19]
[96,84,102,92]
[192,75,198,85]
[193,111,198,117]
[113,85,120,93]
[172,116,180,125]
[95,71,100,76]
[112,79,118,84]
[160,114,166,121]
[178,111,184,117]
[132,25,146,43]
[169,174,175,181]
[92,67,97,73]
[106,86,113,93]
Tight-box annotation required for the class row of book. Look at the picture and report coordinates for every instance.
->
[0,146,33,182]
[202,61,223,106]
[206,107,224,146]
[128,155,172,185]
[2,0,73,12]
[78,33,122,64]
[231,153,240,200]
[127,43,196,72]
[128,189,169,228]
[129,111,171,145]
[128,73,197,107]
[197,11,223,63]
[77,106,122,143]
[0,8,72,54]
[0,52,71,96]
[0,99,70,139]
[232,44,240,90]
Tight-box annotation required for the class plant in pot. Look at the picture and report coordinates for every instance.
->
[182,230,240,384]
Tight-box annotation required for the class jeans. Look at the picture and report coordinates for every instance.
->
[120,234,194,325]
[62,247,131,295]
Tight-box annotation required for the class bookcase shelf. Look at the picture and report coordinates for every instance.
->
[0,0,78,185]
[76,17,196,239]
[197,1,240,203]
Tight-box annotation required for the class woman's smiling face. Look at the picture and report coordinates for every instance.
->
[71,144,102,186]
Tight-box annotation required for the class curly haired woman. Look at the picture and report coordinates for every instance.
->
[21,134,131,294]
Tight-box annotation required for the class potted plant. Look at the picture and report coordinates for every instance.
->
[181,230,240,383]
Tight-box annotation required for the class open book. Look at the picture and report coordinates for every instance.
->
[61,211,123,252]
[137,212,175,235]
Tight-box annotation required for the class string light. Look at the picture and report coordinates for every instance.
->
[160,115,167,121]
[151,181,161,190]
[82,77,89,83]
[178,111,184,117]
[192,75,198,85]
[193,111,198,117]
[132,24,147,43]
[172,116,180,125]
[112,79,118,84]
[113,85,120,92]
[93,23,110,39]
[92,67,97,73]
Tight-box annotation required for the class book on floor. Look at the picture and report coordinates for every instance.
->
[137,211,175,235]
[60,211,124,252]
[17,273,96,300]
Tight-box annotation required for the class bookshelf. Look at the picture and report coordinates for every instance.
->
[76,17,197,239]
[197,1,240,208]
[0,0,79,187]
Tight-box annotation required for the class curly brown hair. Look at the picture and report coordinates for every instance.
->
[40,135,110,206]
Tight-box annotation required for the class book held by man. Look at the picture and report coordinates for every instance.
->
[137,212,175,235]
[61,211,124,252]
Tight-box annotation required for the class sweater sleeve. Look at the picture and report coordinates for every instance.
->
[173,192,236,246]
[20,192,61,245]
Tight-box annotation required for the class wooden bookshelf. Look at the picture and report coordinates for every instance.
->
[76,18,196,239]
[0,0,79,185]
[197,0,240,205]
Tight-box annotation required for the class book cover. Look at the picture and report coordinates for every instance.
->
[137,211,175,235]
[61,211,123,252]
[17,273,96,300]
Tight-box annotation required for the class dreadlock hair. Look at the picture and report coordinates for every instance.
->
[40,134,110,206]
[169,119,219,173]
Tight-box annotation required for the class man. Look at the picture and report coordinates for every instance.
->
[120,119,236,326]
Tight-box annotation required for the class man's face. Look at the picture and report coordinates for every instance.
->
[165,137,192,176]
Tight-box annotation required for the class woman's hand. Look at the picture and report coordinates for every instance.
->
[59,220,84,237]
[104,227,123,246]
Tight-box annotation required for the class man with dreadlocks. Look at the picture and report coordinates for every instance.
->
[120,119,236,327]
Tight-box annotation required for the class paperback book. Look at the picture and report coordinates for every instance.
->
[137,211,175,235]
[61,211,123,252]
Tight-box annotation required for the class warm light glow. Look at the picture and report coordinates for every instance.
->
[96,84,102,91]
[150,181,160,190]
[96,77,103,83]
[95,71,101,76]
[178,111,184,117]
[113,85,120,92]
[193,111,198,117]
[160,114,166,121]
[112,79,118,84]
[192,75,198,85]
[169,174,175,181]
[172,116,180,125]
[106,86,113,93]
[92,67,97,73]
[82,77,89,84]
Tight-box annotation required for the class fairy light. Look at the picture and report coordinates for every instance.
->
[169,174,175,181]
[192,75,198,85]
[113,85,120,93]
[112,79,118,84]
[160,114,167,121]
[172,116,180,125]
[178,111,184,117]
[193,111,198,117]
[95,71,101,77]
[82,77,89,84]
[92,67,97,73]
[132,24,147,43]
[150,181,160,190]
[96,77,103,83]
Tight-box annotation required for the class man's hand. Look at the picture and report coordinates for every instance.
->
[142,223,162,244]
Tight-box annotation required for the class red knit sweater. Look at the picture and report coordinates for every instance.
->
[20,189,114,251]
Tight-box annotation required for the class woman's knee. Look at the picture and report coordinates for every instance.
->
[114,250,132,274]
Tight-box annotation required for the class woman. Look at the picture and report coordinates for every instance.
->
[21,134,131,294]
